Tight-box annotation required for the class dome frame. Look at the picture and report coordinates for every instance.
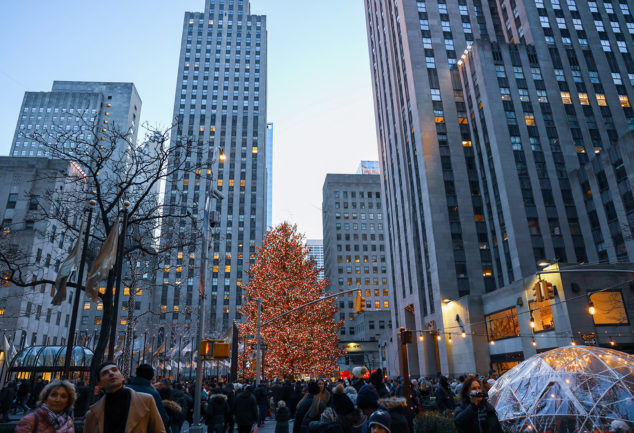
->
[488,345,633,433]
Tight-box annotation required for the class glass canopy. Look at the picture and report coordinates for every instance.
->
[9,346,93,369]
[489,345,633,433]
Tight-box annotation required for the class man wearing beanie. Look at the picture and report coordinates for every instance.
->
[127,363,170,432]
[85,362,166,433]
[356,384,380,416]
[368,409,391,433]
[293,381,325,433]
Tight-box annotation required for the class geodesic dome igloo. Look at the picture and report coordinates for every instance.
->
[488,346,633,433]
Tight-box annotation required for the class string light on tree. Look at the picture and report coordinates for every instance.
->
[238,223,342,379]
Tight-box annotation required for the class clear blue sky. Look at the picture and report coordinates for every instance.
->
[0,0,378,239]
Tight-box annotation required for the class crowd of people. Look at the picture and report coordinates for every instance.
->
[0,364,514,433]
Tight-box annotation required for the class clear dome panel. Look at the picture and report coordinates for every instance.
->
[489,345,634,433]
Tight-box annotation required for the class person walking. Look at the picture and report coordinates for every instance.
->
[275,401,291,433]
[233,386,258,433]
[84,362,165,433]
[15,380,75,433]
[255,381,269,427]
[206,390,230,433]
[454,376,503,433]
[127,364,171,432]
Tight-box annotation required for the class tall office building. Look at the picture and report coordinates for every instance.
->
[306,239,325,281]
[364,0,634,375]
[266,122,274,228]
[322,173,391,341]
[10,81,141,158]
[154,0,268,346]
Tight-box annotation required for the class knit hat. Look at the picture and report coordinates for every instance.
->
[369,409,391,432]
[356,384,379,410]
[307,381,320,395]
[136,364,154,381]
[332,385,355,416]
[344,386,358,405]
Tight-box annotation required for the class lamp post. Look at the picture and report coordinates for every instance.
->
[63,201,95,379]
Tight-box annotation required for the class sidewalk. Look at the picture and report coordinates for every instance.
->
[183,417,293,432]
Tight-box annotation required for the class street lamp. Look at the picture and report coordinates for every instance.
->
[588,301,596,315]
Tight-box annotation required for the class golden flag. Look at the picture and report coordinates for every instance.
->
[152,341,166,359]
[85,219,120,302]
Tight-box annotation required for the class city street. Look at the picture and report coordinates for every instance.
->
[183,418,291,433]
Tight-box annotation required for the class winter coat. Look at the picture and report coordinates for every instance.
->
[127,376,170,431]
[233,390,258,426]
[255,385,269,405]
[275,406,291,433]
[0,386,16,411]
[293,395,326,433]
[169,388,193,423]
[454,399,503,433]
[206,393,230,426]
[15,408,74,433]
[435,381,455,412]
[379,397,412,433]
[84,388,166,433]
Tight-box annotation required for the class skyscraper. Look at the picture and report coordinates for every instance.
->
[364,0,633,375]
[155,0,268,345]
[10,81,141,159]
[322,173,391,341]
[266,122,274,228]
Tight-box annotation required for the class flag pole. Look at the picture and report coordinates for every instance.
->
[63,202,95,379]
[107,202,130,362]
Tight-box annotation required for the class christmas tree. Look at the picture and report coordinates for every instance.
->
[238,223,343,379]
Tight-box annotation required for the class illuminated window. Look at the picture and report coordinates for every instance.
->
[482,267,493,276]
[619,95,630,107]
[458,117,468,124]
[124,287,130,296]
[596,94,607,106]
[435,116,445,123]
[462,140,472,148]
[106,104,111,107]
[225,265,231,272]
[375,301,380,309]
[105,112,110,116]
[103,120,108,124]
[136,289,142,296]
[560,92,572,104]
[578,93,590,105]
[529,300,554,332]
[120,320,126,325]
[217,179,223,187]
[229,179,235,187]
[95,317,102,325]
[525,115,536,126]
[83,302,91,310]
[183,179,189,186]
[240,180,246,187]
[384,301,389,308]
[252,147,258,154]
[213,265,219,273]
[97,303,103,310]
[173,306,180,312]
[383,289,389,296]
[589,291,629,324]
[365,289,371,296]
[485,307,521,340]
[161,305,167,313]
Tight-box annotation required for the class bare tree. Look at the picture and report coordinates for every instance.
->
[0,112,211,393]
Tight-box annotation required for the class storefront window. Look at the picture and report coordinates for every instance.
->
[529,300,554,332]
[589,291,629,325]
[486,307,521,340]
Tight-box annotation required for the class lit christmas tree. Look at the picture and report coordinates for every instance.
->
[238,223,343,379]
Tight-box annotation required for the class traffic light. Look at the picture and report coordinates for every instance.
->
[200,339,213,358]
[353,291,366,314]
[532,281,544,302]
[212,342,231,359]
[399,328,413,345]
[542,281,555,299]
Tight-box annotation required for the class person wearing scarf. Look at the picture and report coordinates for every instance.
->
[15,380,75,433]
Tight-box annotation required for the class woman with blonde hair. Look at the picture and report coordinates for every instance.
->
[15,379,75,433]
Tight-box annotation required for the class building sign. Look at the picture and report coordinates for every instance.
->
[581,333,597,346]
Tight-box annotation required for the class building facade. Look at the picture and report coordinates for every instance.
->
[306,239,325,281]
[10,81,141,159]
[322,173,392,342]
[266,122,273,228]
[364,0,634,375]
[154,0,268,350]
[0,158,78,350]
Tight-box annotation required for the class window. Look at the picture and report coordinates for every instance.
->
[525,115,536,126]
[596,94,607,106]
[619,95,630,107]
[529,300,554,332]
[485,307,521,340]
[560,92,572,104]
[6,193,17,209]
[589,291,629,325]
[578,93,589,105]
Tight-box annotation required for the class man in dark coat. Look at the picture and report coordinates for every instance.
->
[435,375,455,412]
[255,381,269,426]
[127,364,170,432]
[169,383,193,432]
[206,390,230,433]
[233,386,258,433]
[0,382,16,422]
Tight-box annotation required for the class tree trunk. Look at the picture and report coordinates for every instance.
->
[88,270,115,401]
